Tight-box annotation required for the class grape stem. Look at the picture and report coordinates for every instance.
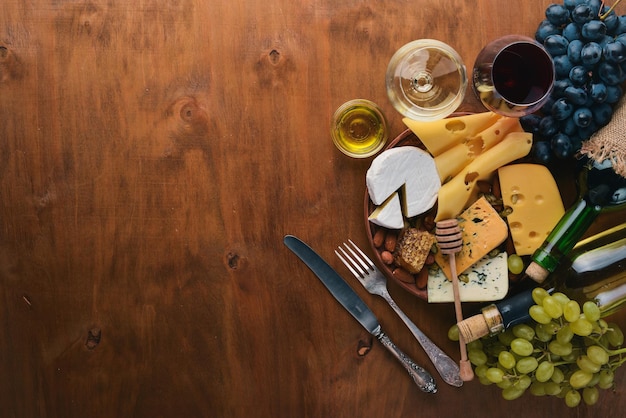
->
[584,330,625,357]
[600,0,623,20]
[580,331,626,370]
[604,346,626,357]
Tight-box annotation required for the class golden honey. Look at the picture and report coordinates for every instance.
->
[331,99,388,158]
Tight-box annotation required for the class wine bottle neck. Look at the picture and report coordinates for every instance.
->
[530,198,601,278]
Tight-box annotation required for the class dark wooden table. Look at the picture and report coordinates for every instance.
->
[1,0,625,416]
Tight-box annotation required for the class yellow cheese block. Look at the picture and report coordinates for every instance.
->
[402,112,501,157]
[434,196,509,280]
[498,164,565,256]
[435,131,533,221]
[434,117,523,183]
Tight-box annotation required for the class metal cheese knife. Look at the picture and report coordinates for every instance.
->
[283,235,437,393]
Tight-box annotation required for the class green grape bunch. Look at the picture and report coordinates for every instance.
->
[451,287,626,407]
[524,0,626,164]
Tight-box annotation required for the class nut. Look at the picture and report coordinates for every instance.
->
[384,232,397,252]
[392,267,416,284]
[380,250,394,265]
[373,228,386,248]
[415,268,429,290]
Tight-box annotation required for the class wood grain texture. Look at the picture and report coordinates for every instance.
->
[1,1,625,417]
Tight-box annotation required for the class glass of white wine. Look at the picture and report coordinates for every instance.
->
[472,35,555,117]
[386,39,467,121]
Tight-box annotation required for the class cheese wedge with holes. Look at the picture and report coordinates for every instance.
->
[433,196,509,280]
[428,252,508,302]
[435,131,533,221]
[368,192,404,229]
[402,112,502,156]
[434,117,523,183]
[498,164,565,256]
[366,147,440,223]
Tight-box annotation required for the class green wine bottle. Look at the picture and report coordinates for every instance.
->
[526,158,626,283]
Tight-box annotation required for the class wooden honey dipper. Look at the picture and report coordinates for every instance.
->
[435,218,474,381]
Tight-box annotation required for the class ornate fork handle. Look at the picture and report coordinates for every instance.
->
[383,292,463,388]
[376,329,437,393]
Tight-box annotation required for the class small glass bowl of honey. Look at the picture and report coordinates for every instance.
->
[331,99,389,158]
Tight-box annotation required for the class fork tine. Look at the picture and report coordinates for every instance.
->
[335,247,364,278]
[347,239,375,269]
[342,242,370,273]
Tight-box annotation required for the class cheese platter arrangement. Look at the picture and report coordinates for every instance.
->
[364,112,569,302]
[352,0,626,407]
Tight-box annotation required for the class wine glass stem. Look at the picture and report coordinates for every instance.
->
[413,72,433,93]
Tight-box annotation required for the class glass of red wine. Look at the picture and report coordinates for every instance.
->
[472,35,555,117]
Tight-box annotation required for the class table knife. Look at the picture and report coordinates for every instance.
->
[283,235,437,393]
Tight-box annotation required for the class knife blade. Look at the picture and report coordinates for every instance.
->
[283,235,437,393]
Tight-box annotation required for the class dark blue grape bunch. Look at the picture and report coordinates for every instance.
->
[529,0,626,164]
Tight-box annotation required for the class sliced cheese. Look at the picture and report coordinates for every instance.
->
[434,196,509,280]
[368,192,404,229]
[402,112,501,156]
[434,117,523,183]
[435,131,533,221]
[366,146,440,220]
[428,252,508,302]
[498,164,565,256]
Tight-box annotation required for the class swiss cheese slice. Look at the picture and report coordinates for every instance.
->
[498,164,565,256]
[435,131,533,221]
[366,147,440,223]
[434,117,523,183]
[402,112,501,156]
[367,192,404,229]
[428,252,508,302]
[433,196,509,280]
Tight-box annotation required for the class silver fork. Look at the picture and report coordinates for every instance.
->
[336,239,463,388]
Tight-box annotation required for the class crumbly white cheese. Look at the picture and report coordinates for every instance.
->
[427,252,509,303]
[366,147,440,227]
[367,192,404,229]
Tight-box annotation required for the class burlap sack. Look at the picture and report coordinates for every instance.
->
[580,98,626,179]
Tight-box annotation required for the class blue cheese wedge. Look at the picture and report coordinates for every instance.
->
[427,252,509,303]
[368,192,404,229]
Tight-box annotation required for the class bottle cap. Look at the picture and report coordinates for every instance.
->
[526,261,549,283]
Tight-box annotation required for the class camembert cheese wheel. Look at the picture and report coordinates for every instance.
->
[366,147,440,227]
[368,192,404,229]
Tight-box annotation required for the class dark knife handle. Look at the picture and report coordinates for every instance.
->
[377,331,437,393]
